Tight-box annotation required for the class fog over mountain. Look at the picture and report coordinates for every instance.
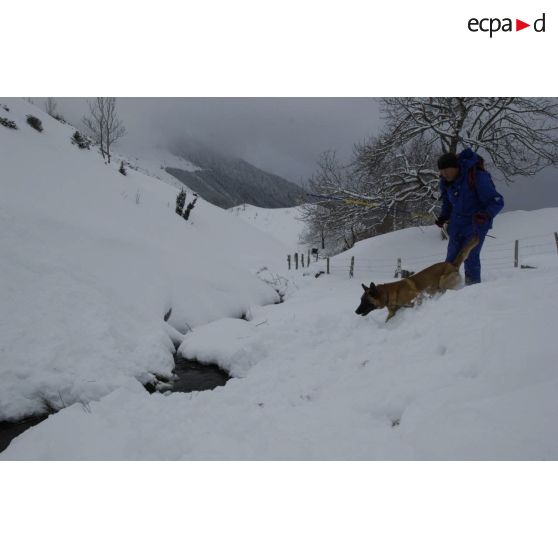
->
[39,97,558,212]
[167,137,306,208]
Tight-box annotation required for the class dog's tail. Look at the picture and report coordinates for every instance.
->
[452,235,480,268]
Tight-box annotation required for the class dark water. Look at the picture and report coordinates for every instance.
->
[0,415,47,454]
[0,355,230,454]
[159,354,230,393]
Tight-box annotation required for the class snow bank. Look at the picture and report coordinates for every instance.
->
[0,98,288,420]
[4,201,558,459]
[179,318,266,377]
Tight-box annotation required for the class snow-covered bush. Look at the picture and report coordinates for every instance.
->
[256,267,292,301]
[53,113,68,124]
[70,130,91,150]
[26,115,43,132]
[0,116,17,129]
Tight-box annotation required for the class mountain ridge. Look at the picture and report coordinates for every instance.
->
[166,140,306,209]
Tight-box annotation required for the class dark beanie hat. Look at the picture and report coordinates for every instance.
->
[437,153,460,170]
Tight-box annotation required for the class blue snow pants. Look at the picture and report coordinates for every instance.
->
[445,231,486,284]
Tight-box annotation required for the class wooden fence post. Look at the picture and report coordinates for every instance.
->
[287,254,291,270]
[307,249,310,264]
[295,253,298,270]
[395,257,402,278]
[554,232,558,255]
[315,250,319,262]
[349,256,355,278]
[326,257,330,274]
[301,253,305,268]
[514,240,519,268]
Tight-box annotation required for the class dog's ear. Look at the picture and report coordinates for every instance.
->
[369,282,378,295]
[361,283,368,292]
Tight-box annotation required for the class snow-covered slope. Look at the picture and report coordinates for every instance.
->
[114,144,202,191]
[3,175,557,459]
[229,204,307,251]
[0,98,290,421]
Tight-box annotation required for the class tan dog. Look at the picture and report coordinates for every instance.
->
[355,235,480,321]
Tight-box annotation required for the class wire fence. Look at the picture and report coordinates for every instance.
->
[287,232,558,279]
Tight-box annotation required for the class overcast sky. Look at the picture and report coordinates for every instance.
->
[50,97,558,212]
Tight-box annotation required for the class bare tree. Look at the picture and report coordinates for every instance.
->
[45,97,58,117]
[102,97,126,164]
[82,97,126,163]
[83,98,107,159]
[299,151,388,250]
[353,97,558,229]
[302,98,558,255]
[354,135,440,227]
[299,203,335,252]
[371,97,558,178]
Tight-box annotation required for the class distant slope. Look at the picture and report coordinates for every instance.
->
[166,140,306,209]
[229,204,307,251]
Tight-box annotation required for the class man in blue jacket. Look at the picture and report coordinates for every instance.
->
[435,149,504,284]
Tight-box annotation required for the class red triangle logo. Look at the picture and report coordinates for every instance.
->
[516,19,530,31]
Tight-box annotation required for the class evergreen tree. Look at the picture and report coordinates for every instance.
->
[176,189,186,215]
[183,194,198,221]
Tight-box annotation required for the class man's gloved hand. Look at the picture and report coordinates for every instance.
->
[435,217,447,228]
[473,211,490,226]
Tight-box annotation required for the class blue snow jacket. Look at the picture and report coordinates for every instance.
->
[438,148,504,236]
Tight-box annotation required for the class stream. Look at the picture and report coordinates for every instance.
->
[162,354,230,393]
[0,354,230,454]
[0,415,48,454]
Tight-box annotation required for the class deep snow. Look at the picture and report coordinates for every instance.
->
[1,98,558,459]
[0,98,287,421]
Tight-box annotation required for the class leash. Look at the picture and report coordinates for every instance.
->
[305,193,432,219]
[473,220,496,240]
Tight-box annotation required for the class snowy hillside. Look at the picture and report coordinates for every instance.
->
[0,98,292,423]
[113,143,202,191]
[2,120,557,465]
[229,204,307,251]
